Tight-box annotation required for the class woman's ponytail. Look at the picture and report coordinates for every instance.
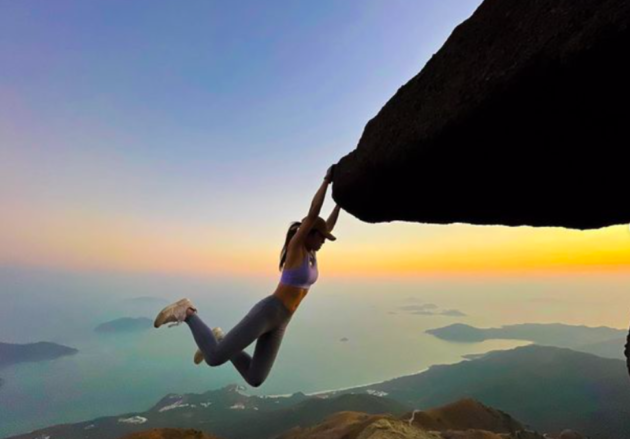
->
[279,221,302,270]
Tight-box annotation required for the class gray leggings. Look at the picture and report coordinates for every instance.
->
[185,294,293,387]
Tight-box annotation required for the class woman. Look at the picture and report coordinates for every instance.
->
[153,165,341,387]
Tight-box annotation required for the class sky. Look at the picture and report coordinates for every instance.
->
[1,0,629,281]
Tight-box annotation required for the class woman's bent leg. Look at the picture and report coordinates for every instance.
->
[185,296,293,387]
[185,297,276,367]
[234,297,292,386]
[243,322,290,387]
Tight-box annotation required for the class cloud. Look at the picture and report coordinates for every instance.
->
[398,303,439,312]
[395,301,467,318]
[440,309,467,317]
[412,310,437,316]
[527,297,566,304]
[410,308,467,317]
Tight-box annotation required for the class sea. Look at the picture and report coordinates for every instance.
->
[1,265,629,438]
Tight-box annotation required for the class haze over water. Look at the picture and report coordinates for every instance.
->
[2,265,629,437]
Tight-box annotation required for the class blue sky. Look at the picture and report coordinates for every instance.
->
[1,0,482,221]
[5,0,627,279]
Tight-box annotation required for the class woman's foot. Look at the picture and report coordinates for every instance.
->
[153,298,197,328]
[194,327,225,365]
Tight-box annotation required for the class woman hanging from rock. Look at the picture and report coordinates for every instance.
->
[153,165,341,387]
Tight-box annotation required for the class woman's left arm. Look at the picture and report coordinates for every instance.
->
[326,204,341,232]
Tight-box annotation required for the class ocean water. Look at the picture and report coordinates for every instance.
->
[1,266,629,438]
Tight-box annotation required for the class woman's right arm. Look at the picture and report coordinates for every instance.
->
[307,165,334,218]
[307,179,330,219]
[289,166,334,248]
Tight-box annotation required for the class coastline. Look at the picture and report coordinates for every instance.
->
[262,366,431,399]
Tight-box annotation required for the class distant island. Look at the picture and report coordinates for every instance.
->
[0,342,78,369]
[396,303,467,317]
[426,323,626,359]
[122,296,169,306]
[95,317,153,333]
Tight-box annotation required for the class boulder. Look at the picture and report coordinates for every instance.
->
[332,0,630,229]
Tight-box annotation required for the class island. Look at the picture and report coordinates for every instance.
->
[95,317,153,333]
[0,341,78,368]
[426,323,626,359]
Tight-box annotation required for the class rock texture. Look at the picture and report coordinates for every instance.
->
[558,431,587,439]
[407,399,523,434]
[277,399,545,439]
[119,400,549,439]
[332,0,630,229]
[119,429,222,439]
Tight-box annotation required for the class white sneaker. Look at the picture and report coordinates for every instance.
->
[213,326,226,341]
[194,327,225,365]
[153,298,197,328]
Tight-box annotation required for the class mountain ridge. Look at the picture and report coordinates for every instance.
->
[8,345,613,439]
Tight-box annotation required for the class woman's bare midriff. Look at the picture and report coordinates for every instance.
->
[272,283,307,314]
[273,245,312,314]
